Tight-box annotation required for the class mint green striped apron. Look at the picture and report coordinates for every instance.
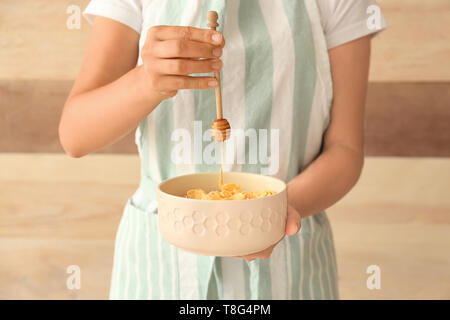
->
[110,0,339,300]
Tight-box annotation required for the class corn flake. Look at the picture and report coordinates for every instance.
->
[185,183,276,200]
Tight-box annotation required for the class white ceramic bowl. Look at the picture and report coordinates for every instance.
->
[157,172,287,256]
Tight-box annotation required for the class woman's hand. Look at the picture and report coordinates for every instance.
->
[235,204,302,262]
[60,19,226,157]
[140,25,225,99]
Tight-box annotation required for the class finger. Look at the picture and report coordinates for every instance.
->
[285,205,301,236]
[246,249,273,260]
[156,75,218,90]
[241,255,263,261]
[235,243,277,260]
[149,26,225,47]
[152,39,222,59]
[153,58,222,75]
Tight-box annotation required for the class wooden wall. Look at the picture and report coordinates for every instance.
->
[0,0,449,156]
[1,0,449,300]
[1,154,449,299]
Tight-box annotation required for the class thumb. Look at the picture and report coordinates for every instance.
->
[285,204,301,236]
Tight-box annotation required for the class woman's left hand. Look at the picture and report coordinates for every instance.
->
[235,204,302,262]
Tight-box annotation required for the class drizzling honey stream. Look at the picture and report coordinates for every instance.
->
[183,12,276,200]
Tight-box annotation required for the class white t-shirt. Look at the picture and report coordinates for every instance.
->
[316,0,387,49]
[84,0,386,50]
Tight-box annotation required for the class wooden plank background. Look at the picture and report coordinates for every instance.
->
[0,0,449,81]
[1,0,449,156]
[1,81,449,156]
[1,0,449,300]
[1,154,449,299]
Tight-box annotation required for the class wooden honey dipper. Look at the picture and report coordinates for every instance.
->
[207,11,230,142]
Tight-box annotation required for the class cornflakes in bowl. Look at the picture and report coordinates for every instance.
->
[157,171,287,256]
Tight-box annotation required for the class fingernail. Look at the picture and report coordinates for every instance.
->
[212,48,222,57]
[208,80,218,87]
[212,32,222,43]
[211,61,221,70]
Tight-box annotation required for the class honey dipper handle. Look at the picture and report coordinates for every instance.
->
[207,11,223,120]
[213,73,223,119]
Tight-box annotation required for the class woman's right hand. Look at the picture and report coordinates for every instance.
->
[60,20,225,157]
[140,25,225,99]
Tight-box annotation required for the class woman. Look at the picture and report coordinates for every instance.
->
[59,0,386,299]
